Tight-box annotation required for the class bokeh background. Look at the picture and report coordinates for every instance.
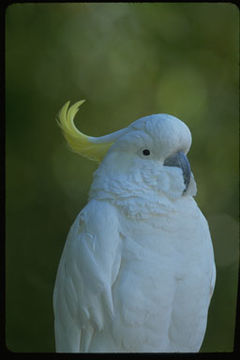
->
[6,3,239,352]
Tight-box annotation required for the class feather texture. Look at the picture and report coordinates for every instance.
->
[54,102,216,352]
[54,195,215,352]
[57,101,113,161]
[53,200,121,352]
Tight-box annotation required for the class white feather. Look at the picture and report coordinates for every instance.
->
[53,200,121,352]
[53,111,216,352]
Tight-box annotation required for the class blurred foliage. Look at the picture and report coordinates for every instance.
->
[5,3,239,352]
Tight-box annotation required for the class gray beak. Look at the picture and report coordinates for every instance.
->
[164,151,191,193]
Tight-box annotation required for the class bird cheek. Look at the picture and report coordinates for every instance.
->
[155,174,169,193]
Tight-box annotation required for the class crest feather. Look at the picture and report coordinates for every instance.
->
[57,100,113,162]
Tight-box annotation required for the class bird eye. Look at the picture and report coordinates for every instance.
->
[142,149,150,156]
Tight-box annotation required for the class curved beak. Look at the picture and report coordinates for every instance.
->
[164,151,191,193]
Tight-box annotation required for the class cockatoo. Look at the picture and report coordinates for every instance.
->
[53,100,216,353]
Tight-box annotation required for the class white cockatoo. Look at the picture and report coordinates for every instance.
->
[53,100,216,353]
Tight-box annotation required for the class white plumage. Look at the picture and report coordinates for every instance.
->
[53,102,216,352]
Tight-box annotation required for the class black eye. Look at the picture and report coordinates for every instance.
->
[142,149,150,156]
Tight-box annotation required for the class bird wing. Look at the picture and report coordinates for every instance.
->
[53,199,121,352]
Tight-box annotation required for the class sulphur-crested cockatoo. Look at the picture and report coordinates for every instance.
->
[53,100,216,353]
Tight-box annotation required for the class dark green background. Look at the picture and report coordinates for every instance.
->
[6,3,239,352]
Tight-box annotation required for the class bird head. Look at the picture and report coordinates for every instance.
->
[57,100,197,199]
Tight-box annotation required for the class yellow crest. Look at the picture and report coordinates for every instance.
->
[57,100,114,162]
